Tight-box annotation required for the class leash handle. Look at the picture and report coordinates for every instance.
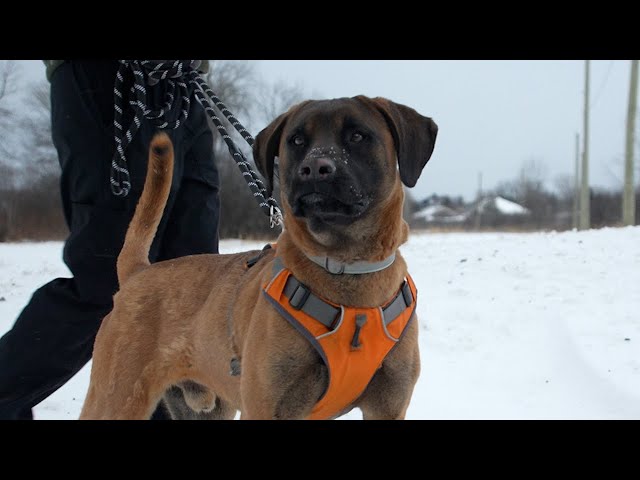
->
[110,60,282,229]
[111,60,195,197]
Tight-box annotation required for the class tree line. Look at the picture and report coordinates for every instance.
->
[408,159,639,231]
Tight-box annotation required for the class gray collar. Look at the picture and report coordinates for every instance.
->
[305,252,397,275]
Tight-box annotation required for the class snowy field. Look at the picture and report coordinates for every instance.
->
[1,227,639,420]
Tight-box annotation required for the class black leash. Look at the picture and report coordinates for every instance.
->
[111,60,283,228]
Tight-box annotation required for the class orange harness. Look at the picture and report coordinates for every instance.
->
[262,257,417,420]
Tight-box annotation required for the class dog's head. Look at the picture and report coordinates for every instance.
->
[254,96,437,251]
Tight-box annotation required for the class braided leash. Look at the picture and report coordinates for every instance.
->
[190,74,282,227]
[110,60,283,228]
[111,60,193,197]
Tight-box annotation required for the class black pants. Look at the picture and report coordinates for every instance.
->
[0,61,220,419]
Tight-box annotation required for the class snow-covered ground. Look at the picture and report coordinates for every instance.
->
[1,227,639,419]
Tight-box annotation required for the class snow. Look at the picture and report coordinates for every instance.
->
[493,196,530,215]
[1,227,639,419]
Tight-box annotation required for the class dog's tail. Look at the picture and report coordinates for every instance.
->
[116,132,174,285]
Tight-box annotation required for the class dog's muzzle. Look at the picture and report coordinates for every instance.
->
[292,180,370,225]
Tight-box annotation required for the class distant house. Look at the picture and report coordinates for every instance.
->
[413,204,467,223]
[411,195,530,229]
[475,196,530,216]
[469,195,530,228]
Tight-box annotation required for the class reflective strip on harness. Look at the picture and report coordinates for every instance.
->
[262,265,417,420]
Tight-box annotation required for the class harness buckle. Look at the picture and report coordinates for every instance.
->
[401,281,413,307]
[289,283,311,310]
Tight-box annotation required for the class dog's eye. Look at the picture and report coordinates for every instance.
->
[291,135,305,146]
[350,132,364,143]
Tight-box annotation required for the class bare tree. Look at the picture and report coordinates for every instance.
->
[205,60,259,142]
[254,81,305,128]
[1,77,66,241]
[204,60,305,145]
[18,79,58,182]
[0,61,19,116]
[0,60,20,179]
[0,61,21,240]
[494,159,555,228]
[206,60,259,116]
[518,159,548,192]
[554,174,576,206]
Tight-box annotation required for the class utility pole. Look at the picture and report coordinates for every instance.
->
[474,171,483,230]
[573,132,580,230]
[623,60,638,226]
[580,60,591,230]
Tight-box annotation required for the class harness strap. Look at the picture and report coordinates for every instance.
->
[245,243,275,269]
[281,268,415,329]
[381,281,414,326]
[283,276,341,329]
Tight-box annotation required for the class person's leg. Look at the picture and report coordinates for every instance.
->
[155,91,220,261]
[0,61,149,420]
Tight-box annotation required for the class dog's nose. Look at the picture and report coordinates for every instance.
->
[298,157,336,182]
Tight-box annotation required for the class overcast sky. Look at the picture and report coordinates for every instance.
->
[21,60,636,201]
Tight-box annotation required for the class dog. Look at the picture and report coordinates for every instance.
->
[79,95,438,420]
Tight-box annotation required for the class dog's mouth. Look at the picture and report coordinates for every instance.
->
[292,184,370,225]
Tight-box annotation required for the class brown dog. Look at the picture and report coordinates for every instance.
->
[79,96,437,420]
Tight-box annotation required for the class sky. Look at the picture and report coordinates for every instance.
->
[20,60,636,202]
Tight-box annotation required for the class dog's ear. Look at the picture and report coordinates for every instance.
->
[253,101,311,196]
[253,112,289,197]
[359,96,438,188]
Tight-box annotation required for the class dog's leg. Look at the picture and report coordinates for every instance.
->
[357,358,418,420]
[360,396,413,420]
[240,366,327,420]
[81,359,175,420]
[81,373,171,420]
[357,322,421,420]
[80,313,180,420]
[240,348,328,420]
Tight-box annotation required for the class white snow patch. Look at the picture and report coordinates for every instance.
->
[493,196,530,215]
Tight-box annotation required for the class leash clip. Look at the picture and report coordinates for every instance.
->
[270,205,283,228]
